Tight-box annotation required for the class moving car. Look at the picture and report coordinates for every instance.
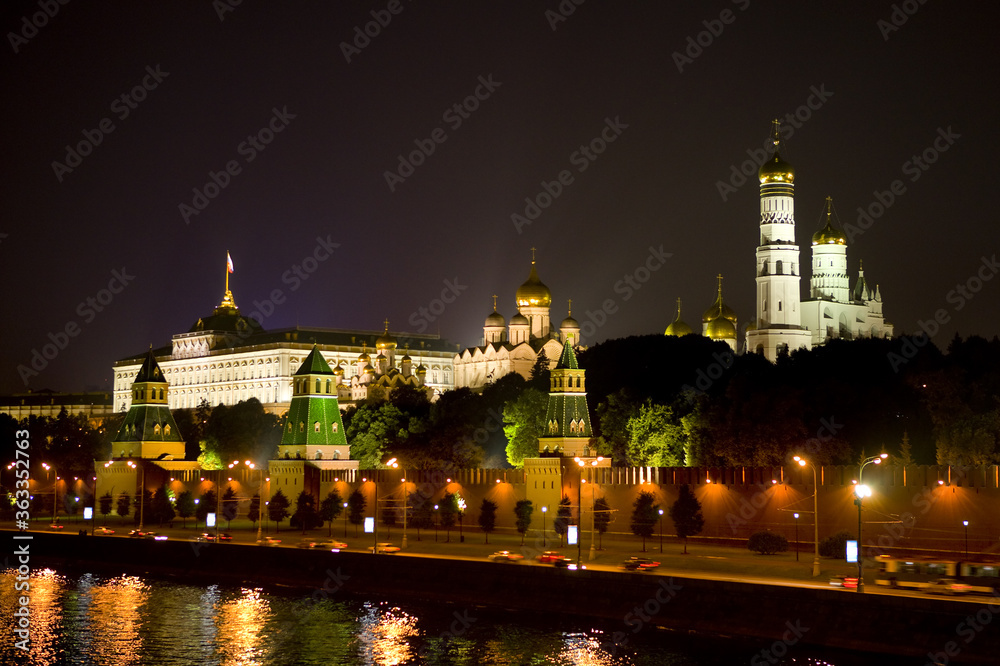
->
[298,540,349,550]
[144,532,168,541]
[371,542,401,553]
[536,551,565,564]
[196,532,233,542]
[95,526,115,535]
[925,578,970,596]
[256,536,281,547]
[621,557,660,571]
[128,530,150,538]
[829,575,858,589]
[49,524,64,531]
[488,550,525,562]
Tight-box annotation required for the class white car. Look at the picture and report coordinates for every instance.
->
[95,526,115,535]
[370,542,400,553]
[256,536,281,547]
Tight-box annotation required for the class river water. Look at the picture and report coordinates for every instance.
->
[1,568,903,665]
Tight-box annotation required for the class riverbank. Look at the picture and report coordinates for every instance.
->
[7,529,998,662]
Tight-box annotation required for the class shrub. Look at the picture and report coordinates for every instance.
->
[819,530,855,558]
[747,531,789,555]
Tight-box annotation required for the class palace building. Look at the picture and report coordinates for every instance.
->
[112,271,457,414]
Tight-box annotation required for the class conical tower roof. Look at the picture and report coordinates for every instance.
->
[134,348,166,383]
[294,345,334,376]
[557,338,579,369]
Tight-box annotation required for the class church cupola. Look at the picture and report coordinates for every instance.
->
[665,298,694,337]
[810,197,851,303]
[515,248,552,340]
[559,300,580,345]
[483,295,507,345]
[701,275,737,334]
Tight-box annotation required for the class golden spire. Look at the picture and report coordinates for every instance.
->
[771,119,781,148]
[531,247,536,264]
[567,299,572,317]
[826,195,833,219]
[492,294,498,311]
[676,297,682,318]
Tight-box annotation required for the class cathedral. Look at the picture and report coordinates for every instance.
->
[453,252,577,390]
[666,121,893,360]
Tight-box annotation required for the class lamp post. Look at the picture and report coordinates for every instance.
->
[433,504,439,542]
[127,461,145,530]
[793,513,800,562]
[854,453,887,593]
[658,509,664,554]
[457,495,466,544]
[963,520,969,559]
[386,458,408,550]
[541,506,547,548]
[42,463,58,525]
[343,501,349,538]
[793,456,821,577]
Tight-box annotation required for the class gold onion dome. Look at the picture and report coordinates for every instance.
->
[364,363,375,374]
[416,364,427,373]
[375,321,397,350]
[758,119,795,184]
[515,253,552,308]
[333,364,345,376]
[358,351,370,362]
[665,298,693,337]
[702,276,737,324]
[812,197,847,245]
[706,315,737,340]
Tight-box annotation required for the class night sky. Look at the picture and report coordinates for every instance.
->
[4,1,999,395]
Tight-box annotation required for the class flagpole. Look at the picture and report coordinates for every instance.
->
[225,252,230,294]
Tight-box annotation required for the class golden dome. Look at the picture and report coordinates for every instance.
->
[706,315,737,340]
[363,364,375,374]
[416,364,427,374]
[702,275,737,324]
[375,320,397,350]
[516,257,552,308]
[665,298,693,337]
[333,364,345,376]
[358,351,370,362]
[758,119,794,184]
[812,196,846,245]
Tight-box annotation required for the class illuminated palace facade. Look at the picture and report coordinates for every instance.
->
[664,121,893,360]
[112,282,457,414]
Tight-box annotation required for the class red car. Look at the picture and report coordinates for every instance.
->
[622,557,660,571]
[536,551,565,564]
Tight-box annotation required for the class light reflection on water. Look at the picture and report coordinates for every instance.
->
[0,568,900,665]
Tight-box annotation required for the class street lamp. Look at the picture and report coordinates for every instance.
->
[386,458,408,550]
[963,520,969,559]
[343,501,349,538]
[793,513,800,562]
[42,463,58,525]
[127,461,145,530]
[792,456,821,577]
[541,506,547,548]
[658,508,664,554]
[854,453,887,593]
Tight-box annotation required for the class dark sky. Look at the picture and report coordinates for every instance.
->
[3,1,999,395]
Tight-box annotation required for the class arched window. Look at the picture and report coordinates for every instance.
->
[314,421,321,432]
[331,422,338,433]
[316,379,321,393]
[287,422,292,432]
[326,380,332,394]
[153,424,161,435]
[299,422,305,432]
[164,424,171,436]
[316,451,322,460]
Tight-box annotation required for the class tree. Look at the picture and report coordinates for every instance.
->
[478,499,497,543]
[196,490,216,526]
[626,401,687,466]
[150,486,175,526]
[819,530,855,558]
[320,489,344,537]
[514,500,534,546]
[116,492,131,523]
[99,492,113,522]
[554,496,572,547]
[247,494,261,527]
[748,531,788,555]
[221,487,239,528]
[529,349,551,390]
[593,497,612,549]
[630,491,658,552]
[439,492,459,542]
[346,403,408,469]
[409,491,433,541]
[291,491,321,533]
[669,484,704,554]
[347,490,366,537]
[503,388,548,468]
[268,489,291,532]
[898,431,914,466]
[176,491,195,529]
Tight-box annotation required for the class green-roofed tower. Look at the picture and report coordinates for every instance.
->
[278,345,349,461]
[538,339,594,457]
[112,349,185,460]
